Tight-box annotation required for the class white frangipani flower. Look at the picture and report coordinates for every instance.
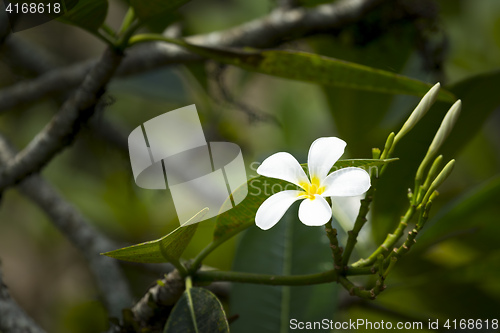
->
[255,137,371,230]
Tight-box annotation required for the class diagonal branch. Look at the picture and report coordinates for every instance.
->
[0,265,47,333]
[0,0,388,113]
[0,134,133,318]
[0,47,123,192]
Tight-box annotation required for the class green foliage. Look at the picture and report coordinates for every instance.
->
[101,208,208,263]
[58,0,108,32]
[309,23,416,155]
[213,159,398,242]
[3,0,500,330]
[230,206,338,333]
[163,287,229,333]
[129,36,455,102]
[374,70,500,240]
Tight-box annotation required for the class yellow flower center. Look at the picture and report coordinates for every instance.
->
[299,176,325,200]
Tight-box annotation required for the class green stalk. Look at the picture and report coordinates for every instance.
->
[384,195,435,265]
[119,7,136,36]
[190,232,235,273]
[413,101,461,204]
[352,204,416,268]
[324,224,343,271]
[419,160,455,207]
[342,133,394,267]
[195,266,374,288]
[116,21,143,50]
[128,33,185,48]
[195,269,337,286]
[170,258,188,277]
[337,275,373,299]
[341,189,374,267]
[415,155,443,203]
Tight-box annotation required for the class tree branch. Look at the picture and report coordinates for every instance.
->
[0,47,123,192]
[0,134,133,318]
[0,0,388,113]
[0,265,47,333]
[124,270,185,332]
[122,269,231,332]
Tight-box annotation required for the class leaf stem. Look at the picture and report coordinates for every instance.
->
[128,33,182,48]
[119,7,136,36]
[185,276,200,333]
[116,21,143,51]
[190,236,230,273]
[185,275,193,290]
[170,258,189,277]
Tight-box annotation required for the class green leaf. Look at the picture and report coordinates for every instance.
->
[373,70,500,240]
[102,208,208,263]
[58,0,108,32]
[230,206,338,333]
[213,159,397,241]
[128,0,191,22]
[309,22,417,155]
[163,287,229,333]
[169,41,455,103]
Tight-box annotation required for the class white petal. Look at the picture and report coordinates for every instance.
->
[322,167,371,197]
[308,137,346,181]
[255,190,303,230]
[257,152,309,187]
[298,195,332,226]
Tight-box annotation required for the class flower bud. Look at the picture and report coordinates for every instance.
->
[427,100,461,157]
[415,100,461,182]
[394,82,441,144]
[420,159,455,206]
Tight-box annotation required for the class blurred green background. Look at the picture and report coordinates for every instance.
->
[0,0,499,332]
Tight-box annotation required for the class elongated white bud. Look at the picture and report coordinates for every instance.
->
[415,100,461,182]
[394,82,441,144]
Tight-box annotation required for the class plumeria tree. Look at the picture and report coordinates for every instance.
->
[103,83,460,331]
[1,0,500,333]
